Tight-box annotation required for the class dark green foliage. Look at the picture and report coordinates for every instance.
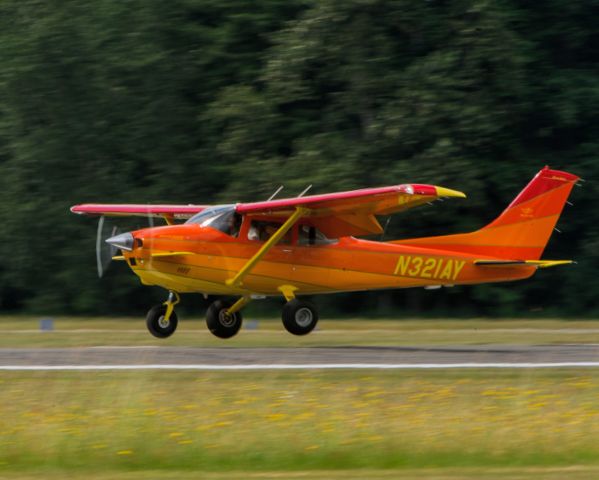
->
[0,0,596,316]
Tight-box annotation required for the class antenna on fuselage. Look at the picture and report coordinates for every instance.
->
[297,185,312,198]
[267,185,284,201]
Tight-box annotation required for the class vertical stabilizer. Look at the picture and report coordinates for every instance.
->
[392,167,579,260]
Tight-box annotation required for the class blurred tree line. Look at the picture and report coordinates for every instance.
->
[0,0,597,317]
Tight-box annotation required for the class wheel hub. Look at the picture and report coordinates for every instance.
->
[218,310,236,327]
[295,307,313,327]
[158,315,170,329]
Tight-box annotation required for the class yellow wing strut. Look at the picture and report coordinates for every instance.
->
[226,207,307,288]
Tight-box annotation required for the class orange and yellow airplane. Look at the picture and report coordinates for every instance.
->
[71,166,578,339]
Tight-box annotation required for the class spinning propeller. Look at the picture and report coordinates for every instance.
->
[95,206,157,277]
[96,216,120,278]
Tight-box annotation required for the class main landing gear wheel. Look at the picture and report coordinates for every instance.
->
[282,299,318,336]
[206,300,243,339]
[146,304,178,338]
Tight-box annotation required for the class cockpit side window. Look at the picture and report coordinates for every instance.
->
[208,210,241,237]
[247,220,291,244]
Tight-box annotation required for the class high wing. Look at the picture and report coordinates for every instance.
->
[70,204,208,221]
[236,184,466,237]
[71,183,465,237]
[71,183,466,290]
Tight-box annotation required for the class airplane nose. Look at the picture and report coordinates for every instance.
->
[106,232,134,251]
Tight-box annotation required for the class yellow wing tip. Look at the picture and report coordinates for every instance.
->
[435,186,467,199]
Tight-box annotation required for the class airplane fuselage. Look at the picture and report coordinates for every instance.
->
[122,224,535,297]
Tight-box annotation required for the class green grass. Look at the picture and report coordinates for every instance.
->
[0,369,598,476]
[2,467,599,479]
[2,316,599,347]
[2,317,599,477]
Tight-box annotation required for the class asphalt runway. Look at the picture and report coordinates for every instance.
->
[0,344,598,369]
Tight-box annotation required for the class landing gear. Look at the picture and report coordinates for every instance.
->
[146,291,179,338]
[145,290,318,339]
[206,299,244,339]
[282,299,318,335]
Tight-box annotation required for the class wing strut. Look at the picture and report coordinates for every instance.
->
[226,207,308,288]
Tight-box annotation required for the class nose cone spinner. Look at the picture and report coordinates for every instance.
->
[106,232,134,251]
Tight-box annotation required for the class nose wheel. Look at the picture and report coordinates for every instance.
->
[146,291,179,338]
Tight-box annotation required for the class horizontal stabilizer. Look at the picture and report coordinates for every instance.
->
[474,259,573,268]
[525,260,573,268]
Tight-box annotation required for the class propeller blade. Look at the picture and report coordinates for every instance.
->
[146,205,155,269]
[96,216,122,278]
[96,216,105,278]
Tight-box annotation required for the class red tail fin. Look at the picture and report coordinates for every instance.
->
[392,167,579,260]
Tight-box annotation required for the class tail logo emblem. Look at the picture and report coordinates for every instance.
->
[520,207,534,218]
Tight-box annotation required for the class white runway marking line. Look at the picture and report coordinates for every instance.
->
[1,362,599,371]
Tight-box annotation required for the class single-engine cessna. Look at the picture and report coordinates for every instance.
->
[72,167,578,339]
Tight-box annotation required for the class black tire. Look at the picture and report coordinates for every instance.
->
[146,304,178,338]
[206,300,243,339]
[282,299,318,335]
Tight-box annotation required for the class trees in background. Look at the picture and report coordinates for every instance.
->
[0,0,596,316]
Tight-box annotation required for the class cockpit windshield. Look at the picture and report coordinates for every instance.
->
[186,205,234,225]
[185,204,241,237]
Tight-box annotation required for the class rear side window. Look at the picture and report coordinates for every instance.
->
[298,225,336,246]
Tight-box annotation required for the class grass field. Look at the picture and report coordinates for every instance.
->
[2,316,599,347]
[2,468,599,480]
[3,468,599,479]
[1,317,598,478]
[1,369,599,477]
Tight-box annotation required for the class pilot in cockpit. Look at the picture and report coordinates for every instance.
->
[228,213,242,237]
